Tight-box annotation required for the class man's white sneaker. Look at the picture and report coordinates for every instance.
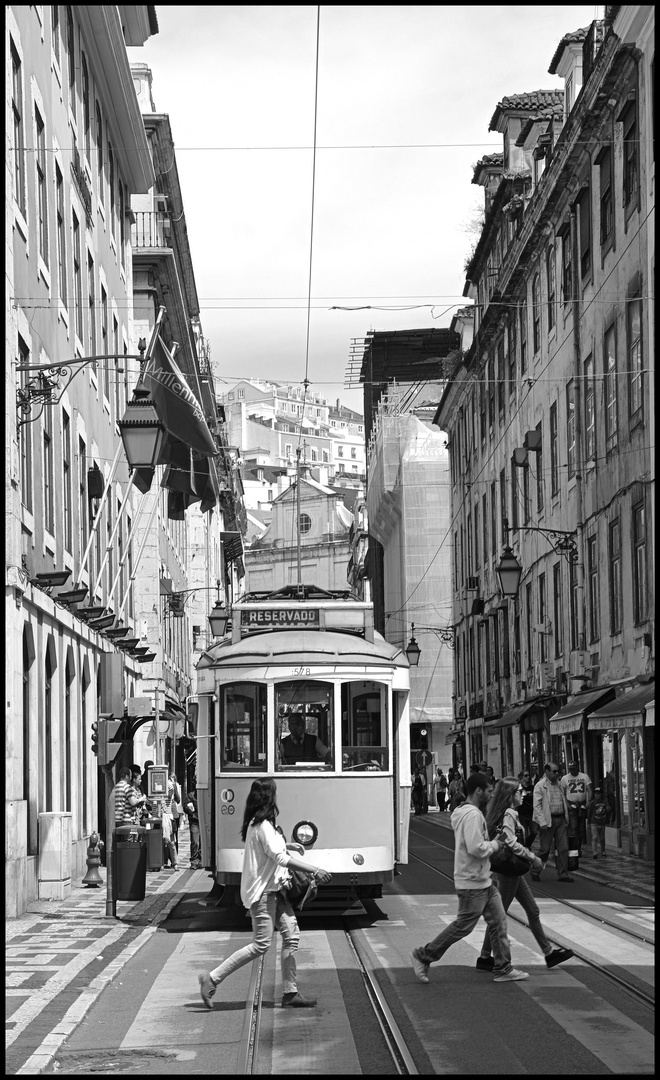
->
[493,967,529,982]
[410,948,430,983]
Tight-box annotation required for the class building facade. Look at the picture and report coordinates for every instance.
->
[350,328,462,780]
[434,7,654,857]
[245,474,353,594]
[6,5,158,915]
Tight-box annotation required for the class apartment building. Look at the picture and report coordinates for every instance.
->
[6,5,158,915]
[434,7,654,857]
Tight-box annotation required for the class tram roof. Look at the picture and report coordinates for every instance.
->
[197,628,409,669]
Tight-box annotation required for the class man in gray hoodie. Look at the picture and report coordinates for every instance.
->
[411,772,529,983]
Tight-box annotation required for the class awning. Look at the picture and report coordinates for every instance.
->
[549,686,615,735]
[645,701,654,727]
[445,733,463,745]
[221,530,243,563]
[588,683,655,731]
[485,701,537,730]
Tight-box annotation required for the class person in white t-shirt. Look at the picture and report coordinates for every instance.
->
[560,761,592,854]
[198,779,331,1010]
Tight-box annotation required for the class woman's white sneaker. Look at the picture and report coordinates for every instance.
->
[493,967,529,982]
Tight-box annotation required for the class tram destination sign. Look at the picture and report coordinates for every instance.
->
[241,608,320,632]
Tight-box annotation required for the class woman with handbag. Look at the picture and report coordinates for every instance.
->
[475,777,574,971]
[198,778,332,1010]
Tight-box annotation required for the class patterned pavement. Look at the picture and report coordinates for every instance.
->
[5,822,209,1075]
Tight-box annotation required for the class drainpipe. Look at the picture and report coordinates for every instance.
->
[570,204,588,694]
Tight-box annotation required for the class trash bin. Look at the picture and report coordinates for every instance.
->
[142,816,163,872]
[113,825,147,901]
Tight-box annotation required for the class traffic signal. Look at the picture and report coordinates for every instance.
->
[91,715,125,766]
[98,713,125,766]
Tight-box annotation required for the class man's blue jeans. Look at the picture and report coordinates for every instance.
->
[418,883,512,975]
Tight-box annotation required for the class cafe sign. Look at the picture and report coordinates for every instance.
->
[241,608,320,632]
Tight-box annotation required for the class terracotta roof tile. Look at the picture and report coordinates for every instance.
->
[489,90,564,131]
[515,105,565,146]
[472,152,504,183]
[548,24,593,74]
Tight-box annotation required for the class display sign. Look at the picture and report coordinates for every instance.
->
[416,750,433,768]
[146,765,169,798]
[241,608,320,631]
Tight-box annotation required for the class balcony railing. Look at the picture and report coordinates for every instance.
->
[131,210,171,250]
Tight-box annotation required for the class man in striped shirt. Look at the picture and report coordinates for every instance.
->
[114,767,145,825]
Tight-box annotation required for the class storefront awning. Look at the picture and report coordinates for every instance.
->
[549,685,615,735]
[645,701,654,727]
[445,733,463,745]
[485,701,537,729]
[588,683,655,731]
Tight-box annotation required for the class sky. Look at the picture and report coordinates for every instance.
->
[128,5,599,414]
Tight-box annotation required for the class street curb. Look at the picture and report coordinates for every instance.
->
[12,869,207,1075]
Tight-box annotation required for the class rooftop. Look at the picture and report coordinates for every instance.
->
[548,24,592,74]
[489,90,564,131]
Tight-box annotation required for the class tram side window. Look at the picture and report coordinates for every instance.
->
[341,681,388,771]
[221,683,267,771]
[276,680,333,770]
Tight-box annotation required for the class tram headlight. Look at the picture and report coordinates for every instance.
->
[292,820,318,847]
[353,854,365,866]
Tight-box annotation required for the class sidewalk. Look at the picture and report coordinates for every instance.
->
[421,807,655,902]
[6,823,211,1075]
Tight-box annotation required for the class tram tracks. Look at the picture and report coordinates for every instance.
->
[234,926,419,1075]
[343,922,419,1075]
[409,841,655,1012]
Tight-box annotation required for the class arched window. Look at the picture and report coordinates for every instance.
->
[546,246,556,331]
[532,274,541,354]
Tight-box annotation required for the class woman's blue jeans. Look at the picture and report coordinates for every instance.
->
[418,883,512,975]
[210,890,300,994]
[480,872,551,958]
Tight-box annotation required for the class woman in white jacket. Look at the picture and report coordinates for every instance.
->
[476,777,573,971]
[198,778,331,1009]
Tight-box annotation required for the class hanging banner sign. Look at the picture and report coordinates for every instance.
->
[241,608,320,631]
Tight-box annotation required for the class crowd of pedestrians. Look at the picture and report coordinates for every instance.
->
[407,760,577,994]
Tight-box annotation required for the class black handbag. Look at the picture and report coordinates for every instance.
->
[489,817,533,878]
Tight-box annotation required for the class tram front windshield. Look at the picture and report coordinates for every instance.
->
[219,679,389,772]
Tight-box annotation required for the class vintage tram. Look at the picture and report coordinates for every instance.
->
[194,586,412,906]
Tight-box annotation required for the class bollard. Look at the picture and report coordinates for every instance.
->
[82,831,104,887]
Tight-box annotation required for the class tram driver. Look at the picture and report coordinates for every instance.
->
[280,711,331,765]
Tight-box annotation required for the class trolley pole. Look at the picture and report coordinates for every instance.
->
[104,765,117,918]
[296,446,302,587]
[154,687,160,766]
